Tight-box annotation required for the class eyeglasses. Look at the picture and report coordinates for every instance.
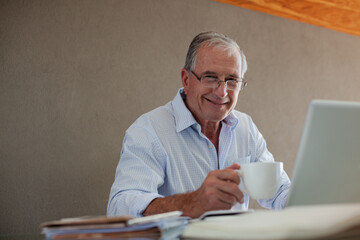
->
[190,70,247,91]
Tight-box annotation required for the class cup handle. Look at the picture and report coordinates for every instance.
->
[235,169,248,195]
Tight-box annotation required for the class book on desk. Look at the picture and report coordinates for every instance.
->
[182,203,360,240]
[40,211,188,239]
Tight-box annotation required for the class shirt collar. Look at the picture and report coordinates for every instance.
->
[223,111,239,130]
[172,88,198,132]
[172,88,239,132]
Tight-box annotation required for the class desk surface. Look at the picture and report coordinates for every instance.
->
[0,234,178,240]
[3,233,360,240]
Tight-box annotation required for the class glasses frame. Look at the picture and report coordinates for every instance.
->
[190,70,247,91]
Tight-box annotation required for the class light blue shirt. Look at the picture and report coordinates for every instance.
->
[107,88,290,217]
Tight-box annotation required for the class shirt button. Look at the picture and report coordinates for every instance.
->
[208,145,213,149]
[196,125,200,130]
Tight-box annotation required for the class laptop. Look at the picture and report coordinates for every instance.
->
[286,99,360,207]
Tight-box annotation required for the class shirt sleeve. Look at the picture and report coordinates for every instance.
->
[248,116,291,210]
[107,117,168,217]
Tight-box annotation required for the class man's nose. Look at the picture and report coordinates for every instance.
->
[214,81,228,98]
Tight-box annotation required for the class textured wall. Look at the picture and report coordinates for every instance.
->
[1,0,360,234]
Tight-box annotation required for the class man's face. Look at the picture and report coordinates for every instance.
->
[181,45,242,125]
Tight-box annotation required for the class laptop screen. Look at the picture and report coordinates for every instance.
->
[286,99,360,207]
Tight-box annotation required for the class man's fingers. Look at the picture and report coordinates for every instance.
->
[217,180,244,203]
[207,170,244,202]
[206,187,239,209]
[216,192,236,209]
[226,163,240,170]
[219,187,244,205]
[198,168,245,212]
[214,168,240,185]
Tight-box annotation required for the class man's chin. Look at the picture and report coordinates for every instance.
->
[205,106,232,120]
[205,113,229,123]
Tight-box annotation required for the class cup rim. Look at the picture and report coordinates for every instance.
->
[241,161,283,165]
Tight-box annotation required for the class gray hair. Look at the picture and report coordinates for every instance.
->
[184,31,248,78]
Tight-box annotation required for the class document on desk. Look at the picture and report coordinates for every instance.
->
[182,203,360,239]
[41,211,188,239]
[196,209,254,221]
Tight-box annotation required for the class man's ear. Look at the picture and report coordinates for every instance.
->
[181,68,190,94]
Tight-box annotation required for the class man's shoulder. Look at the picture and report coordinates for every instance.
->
[231,109,259,133]
[130,102,175,131]
[143,102,173,121]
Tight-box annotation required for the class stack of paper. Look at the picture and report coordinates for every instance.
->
[182,203,360,239]
[41,211,188,239]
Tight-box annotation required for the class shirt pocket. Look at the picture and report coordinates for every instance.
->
[227,155,251,167]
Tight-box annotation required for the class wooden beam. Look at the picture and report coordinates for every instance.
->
[215,0,360,37]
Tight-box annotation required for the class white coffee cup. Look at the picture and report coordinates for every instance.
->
[236,162,283,200]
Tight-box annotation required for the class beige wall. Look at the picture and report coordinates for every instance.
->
[1,0,360,234]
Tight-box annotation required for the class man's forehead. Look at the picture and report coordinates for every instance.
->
[201,70,240,78]
[196,45,242,74]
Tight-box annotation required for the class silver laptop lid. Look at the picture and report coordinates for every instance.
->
[286,99,360,207]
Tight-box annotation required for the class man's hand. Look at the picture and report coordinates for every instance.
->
[185,163,243,217]
[143,163,244,218]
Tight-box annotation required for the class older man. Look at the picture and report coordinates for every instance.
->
[107,31,290,218]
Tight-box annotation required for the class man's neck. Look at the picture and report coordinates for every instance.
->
[200,120,222,152]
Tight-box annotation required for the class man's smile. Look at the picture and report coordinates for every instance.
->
[204,96,229,105]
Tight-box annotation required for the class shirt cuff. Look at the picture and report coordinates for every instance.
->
[130,193,164,217]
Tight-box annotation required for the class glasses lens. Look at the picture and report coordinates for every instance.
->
[202,77,218,88]
[226,80,238,90]
[201,76,246,91]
